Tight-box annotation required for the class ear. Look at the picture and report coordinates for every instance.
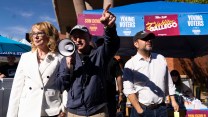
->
[134,41,139,48]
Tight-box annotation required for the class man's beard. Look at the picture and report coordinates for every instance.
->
[143,46,152,52]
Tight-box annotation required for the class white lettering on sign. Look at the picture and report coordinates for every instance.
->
[119,16,135,28]
[123,31,132,36]
[187,15,204,26]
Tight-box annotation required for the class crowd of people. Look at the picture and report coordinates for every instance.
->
[3,3,200,117]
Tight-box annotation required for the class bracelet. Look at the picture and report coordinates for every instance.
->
[119,92,123,96]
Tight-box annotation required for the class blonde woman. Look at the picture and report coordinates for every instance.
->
[7,22,66,117]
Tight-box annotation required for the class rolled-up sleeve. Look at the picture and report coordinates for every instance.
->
[167,70,176,95]
[123,61,137,97]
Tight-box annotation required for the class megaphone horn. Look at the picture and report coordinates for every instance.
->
[58,39,75,56]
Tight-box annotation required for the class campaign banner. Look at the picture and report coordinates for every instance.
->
[116,15,144,36]
[0,52,23,56]
[186,110,208,117]
[78,14,104,36]
[179,14,208,35]
[144,15,180,36]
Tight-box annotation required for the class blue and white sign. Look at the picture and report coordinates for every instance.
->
[179,14,208,35]
[116,15,144,36]
[0,52,24,56]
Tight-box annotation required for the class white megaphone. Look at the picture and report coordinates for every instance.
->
[58,39,76,56]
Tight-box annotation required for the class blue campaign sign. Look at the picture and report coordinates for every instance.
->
[116,15,144,36]
[179,14,208,35]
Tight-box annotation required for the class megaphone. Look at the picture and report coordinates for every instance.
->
[58,39,76,56]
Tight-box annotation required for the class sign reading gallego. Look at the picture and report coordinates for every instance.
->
[144,14,180,36]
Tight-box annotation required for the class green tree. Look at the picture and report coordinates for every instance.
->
[167,0,208,4]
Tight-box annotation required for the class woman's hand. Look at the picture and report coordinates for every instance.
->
[58,112,66,117]
[0,73,6,78]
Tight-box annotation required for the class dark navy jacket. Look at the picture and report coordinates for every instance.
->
[57,26,120,116]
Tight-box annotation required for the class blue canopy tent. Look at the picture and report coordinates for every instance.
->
[84,1,208,15]
[0,36,31,56]
[83,1,208,58]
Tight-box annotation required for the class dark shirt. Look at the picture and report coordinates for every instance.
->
[0,63,18,78]
[57,25,120,116]
[107,58,123,97]
[106,58,123,117]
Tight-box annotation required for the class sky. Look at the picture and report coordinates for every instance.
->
[0,0,59,41]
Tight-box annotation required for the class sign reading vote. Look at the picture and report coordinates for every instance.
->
[179,14,208,35]
[144,15,180,36]
[78,14,104,36]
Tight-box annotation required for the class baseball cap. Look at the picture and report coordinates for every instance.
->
[133,31,155,42]
[70,25,90,35]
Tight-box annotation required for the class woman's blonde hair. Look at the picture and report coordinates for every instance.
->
[29,21,59,53]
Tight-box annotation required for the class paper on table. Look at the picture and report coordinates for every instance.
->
[174,111,180,117]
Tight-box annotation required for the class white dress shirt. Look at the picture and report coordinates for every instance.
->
[123,52,176,106]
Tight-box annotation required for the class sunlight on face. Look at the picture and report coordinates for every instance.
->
[31,28,49,48]
[70,30,91,52]
[134,39,153,51]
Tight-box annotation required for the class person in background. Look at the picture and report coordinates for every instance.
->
[116,58,127,117]
[7,21,66,117]
[95,38,124,117]
[123,31,179,117]
[170,70,194,108]
[57,4,120,117]
[170,70,194,98]
[0,55,18,78]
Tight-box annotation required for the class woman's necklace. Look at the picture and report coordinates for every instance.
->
[37,49,49,63]
[38,54,46,62]
[39,56,45,60]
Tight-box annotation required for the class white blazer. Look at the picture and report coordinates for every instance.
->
[7,50,64,117]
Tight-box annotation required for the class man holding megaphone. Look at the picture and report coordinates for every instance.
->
[57,4,120,117]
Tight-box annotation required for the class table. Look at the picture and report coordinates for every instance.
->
[126,105,208,117]
[168,109,208,117]
[186,110,208,117]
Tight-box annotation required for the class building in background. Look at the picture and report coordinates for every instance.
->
[52,0,162,35]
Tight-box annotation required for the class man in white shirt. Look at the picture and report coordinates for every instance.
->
[123,31,179,117]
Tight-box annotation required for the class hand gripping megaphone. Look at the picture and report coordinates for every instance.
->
[58,39,76,56]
